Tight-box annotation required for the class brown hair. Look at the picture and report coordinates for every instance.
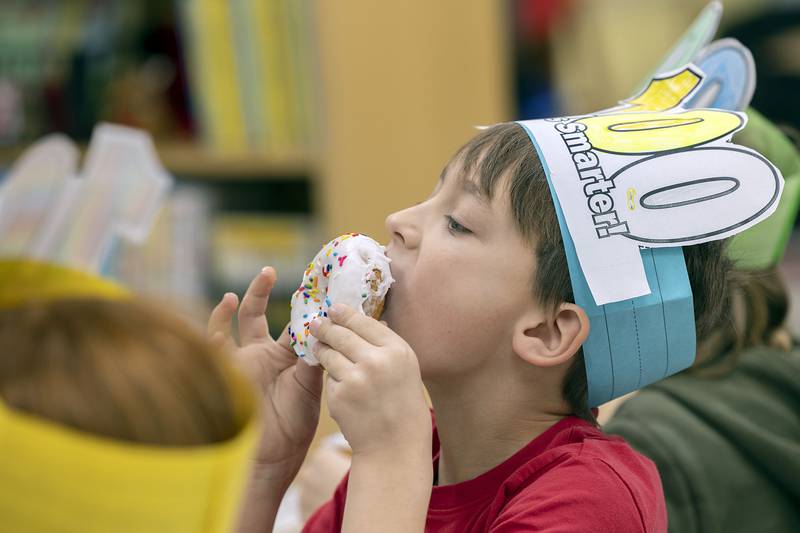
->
[448,123,790,423]
[0,298,243,446]
[693,267,791,374]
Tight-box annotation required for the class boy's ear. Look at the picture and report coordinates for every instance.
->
[512,303,590,368]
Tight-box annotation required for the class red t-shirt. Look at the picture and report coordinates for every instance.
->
[302,415,666,532]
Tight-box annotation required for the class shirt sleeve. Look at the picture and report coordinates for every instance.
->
[300,472,349,533]
[488,456,657,533]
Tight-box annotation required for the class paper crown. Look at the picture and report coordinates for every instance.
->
[0,375,259,533]
[0,260,261,532]
[0,258,131,308]
[517,1,795,406]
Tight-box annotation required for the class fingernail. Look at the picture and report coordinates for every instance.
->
[329,303,345,318]
[309,318,321,333]
[261,266,271,273]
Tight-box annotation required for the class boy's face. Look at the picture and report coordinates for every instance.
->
[383,160,541,380]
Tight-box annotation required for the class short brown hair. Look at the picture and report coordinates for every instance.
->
[0,298,244,445]
[447,123,785,423]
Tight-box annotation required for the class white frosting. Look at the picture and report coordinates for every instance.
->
[289,233,393,364]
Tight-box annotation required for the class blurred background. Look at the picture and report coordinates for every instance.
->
[1,1,798,528]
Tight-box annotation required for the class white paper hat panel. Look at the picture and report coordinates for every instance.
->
[519,65,783,305]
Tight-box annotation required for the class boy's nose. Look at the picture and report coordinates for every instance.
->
[385,208,421,251]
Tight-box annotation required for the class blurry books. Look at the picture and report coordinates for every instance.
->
[0,1,319,156]
[177,0,318,154]
[0,1,187,144]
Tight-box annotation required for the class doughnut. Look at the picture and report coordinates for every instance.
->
[288,233,394,365]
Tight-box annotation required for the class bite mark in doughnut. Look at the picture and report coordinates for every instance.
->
[288,233,393,365]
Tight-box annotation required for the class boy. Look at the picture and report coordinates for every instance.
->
[212,123,674,532]
[209,69,783,533]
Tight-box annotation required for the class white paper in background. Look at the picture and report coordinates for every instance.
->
[0,135,79,256]
[519,65,784,305]
[104,184,212,304]
[28,176,86,260]
[52,123,172,271]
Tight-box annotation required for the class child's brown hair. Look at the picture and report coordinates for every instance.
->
[448,123,789,423]
[0,297,244,445]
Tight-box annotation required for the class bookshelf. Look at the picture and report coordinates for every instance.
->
[156,144,315,179]
[0,143,314,180]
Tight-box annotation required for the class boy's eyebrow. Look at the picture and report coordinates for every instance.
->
[439,166,492,209]
[462,179,491,207]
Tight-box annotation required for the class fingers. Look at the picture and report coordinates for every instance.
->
[208,292,238,347]
[328,304,393,346]
[238,267,276,345]
[313,342,353,381]
[309,315,371,362]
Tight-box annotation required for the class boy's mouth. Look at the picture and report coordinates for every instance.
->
[381,278,399,325]
[382,245,399,321]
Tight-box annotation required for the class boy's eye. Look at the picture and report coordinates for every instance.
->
[445,215,471,235]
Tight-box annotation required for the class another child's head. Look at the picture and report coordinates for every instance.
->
[383,123,756,422]
[0,297,243,445]
[0,292,260,532]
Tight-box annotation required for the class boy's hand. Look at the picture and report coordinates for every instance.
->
[208,267,323,473]
[309,304,431,458]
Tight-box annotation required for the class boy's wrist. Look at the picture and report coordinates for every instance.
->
[344,444,432,533]
[351,440,432,480]
[250,449,309,487]
[351,425,432,464]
